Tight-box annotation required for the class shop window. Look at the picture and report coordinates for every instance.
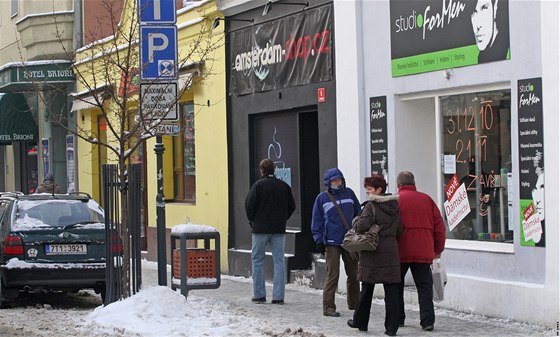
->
[173,103,195,203]
[441,90,512,243]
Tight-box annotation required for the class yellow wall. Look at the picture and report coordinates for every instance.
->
[146,1,230,272]
[74,0,230,272]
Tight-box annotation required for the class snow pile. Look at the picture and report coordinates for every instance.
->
[81,286,269,337]
[171,223,217,234]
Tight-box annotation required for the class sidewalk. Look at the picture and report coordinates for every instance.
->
[142,263,554,337]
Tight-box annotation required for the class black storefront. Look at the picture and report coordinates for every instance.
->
[225,0,338,281]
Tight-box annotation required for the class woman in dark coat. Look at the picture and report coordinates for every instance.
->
[347,174,402,336]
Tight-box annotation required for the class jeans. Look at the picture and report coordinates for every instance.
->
[353,282,400,333]
[251,234,286,301]
[398,263,435,327]
[323,245,359,313]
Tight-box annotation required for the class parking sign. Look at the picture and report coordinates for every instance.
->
[140,25,178,80]
[140,83,178,121]
[138,0,176,24]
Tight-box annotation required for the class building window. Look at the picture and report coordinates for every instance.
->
[173,103,195,203]
[441,90,512,243]
[11,0,18,17]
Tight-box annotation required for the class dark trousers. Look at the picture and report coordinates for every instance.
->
[398,263,435,328]
[353,282,400,333]
[323,246,359,313]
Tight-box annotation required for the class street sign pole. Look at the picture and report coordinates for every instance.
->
[154,136,166,286]
[139,0,178,287]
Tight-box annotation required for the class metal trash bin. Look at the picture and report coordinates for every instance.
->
[170,223,221,298]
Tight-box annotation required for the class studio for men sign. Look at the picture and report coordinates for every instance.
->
[389,0,510,77]
[229,4,333,95]
[369,96,388,178]
[517,78,545,247]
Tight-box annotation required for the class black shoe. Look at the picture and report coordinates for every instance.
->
[348,306,357,310]
[384,331,397,336]
[324,311,341,317]
[422,325,434,331]
[271,299,284,304]
[347,319,367,332]
[251,297,266,303]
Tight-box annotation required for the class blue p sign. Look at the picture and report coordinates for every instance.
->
[140,26,178,80]
[138,0,176,24]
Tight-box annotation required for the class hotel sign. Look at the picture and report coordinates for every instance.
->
[0,62,74,89]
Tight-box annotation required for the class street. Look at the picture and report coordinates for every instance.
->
[0,260,555,336]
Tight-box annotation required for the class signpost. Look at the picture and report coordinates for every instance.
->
[140,83,178,121]
[138,0,177,24]
[138,0,178,287]
[139,26,178,80]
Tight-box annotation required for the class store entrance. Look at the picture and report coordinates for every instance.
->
[15,142,39,194]
[250,108,320,270]
[394,97,439,197]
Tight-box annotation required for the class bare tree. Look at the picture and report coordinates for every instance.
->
[19,0,223,300]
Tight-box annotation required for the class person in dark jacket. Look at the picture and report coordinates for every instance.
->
[347,174,402,336]
[245,159,295,304]
[396,171,446,332]
[311,168,360,317]
[35,173,62,194]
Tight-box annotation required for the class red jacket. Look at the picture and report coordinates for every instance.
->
[397,185,446,263]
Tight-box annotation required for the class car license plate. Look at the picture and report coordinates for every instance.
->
[45,244,87,255]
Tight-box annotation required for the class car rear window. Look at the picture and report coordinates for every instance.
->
[14,199,105,230]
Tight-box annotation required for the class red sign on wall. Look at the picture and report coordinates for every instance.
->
[318,87,326,103]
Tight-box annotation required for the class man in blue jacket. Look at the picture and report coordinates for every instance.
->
[311,168,361,317]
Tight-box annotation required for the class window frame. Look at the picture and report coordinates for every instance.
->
[439,89,513,246]
[173,102,195,203]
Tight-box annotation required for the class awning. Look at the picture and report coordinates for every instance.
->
[0,92,38,145]
[70,95,98,111]
[70,83,113,111]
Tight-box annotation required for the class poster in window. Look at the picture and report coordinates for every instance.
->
[41,138,50,177]
[517,78,544,247]
[369,96,388,180]
[66,135,76,193]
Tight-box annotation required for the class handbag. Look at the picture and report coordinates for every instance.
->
[341,223,381,253]
[431,258,447,302]
[324,192,380,253]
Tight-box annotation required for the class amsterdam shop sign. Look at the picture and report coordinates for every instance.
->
[0,62,74,89]
[230,4,333,95]
[389,0,510,77]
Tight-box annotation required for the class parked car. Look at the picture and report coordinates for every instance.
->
[0,192,115,307]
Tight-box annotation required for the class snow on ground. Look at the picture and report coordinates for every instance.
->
[80,286,296,337]
[0,260,553,337]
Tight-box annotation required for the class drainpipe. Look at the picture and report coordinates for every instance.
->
[74,0,83,49]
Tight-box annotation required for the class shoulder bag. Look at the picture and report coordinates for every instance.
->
[342,200,381,253]
[325,192,380,253]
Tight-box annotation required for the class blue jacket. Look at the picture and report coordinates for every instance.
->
[311,168,360,246]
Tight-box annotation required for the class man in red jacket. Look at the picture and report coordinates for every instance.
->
[396,171,446,332]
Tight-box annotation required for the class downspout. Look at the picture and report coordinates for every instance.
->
[74,0,83,49]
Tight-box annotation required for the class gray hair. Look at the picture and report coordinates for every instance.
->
[397,171,415,186]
